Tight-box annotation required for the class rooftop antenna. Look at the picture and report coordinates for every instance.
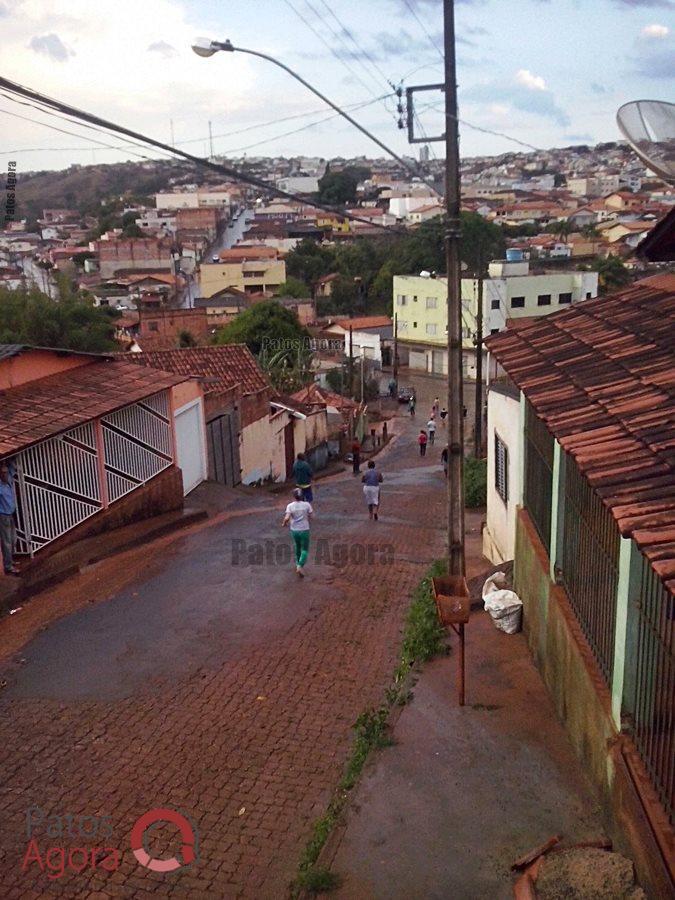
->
[616,100,675,184]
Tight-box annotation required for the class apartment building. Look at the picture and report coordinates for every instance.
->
[199,247,286,298]
[392,256,598,378]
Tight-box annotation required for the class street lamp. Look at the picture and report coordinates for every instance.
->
[190,37,430,182]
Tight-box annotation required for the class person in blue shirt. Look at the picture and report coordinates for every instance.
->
[291,452,313,502]
[0,460,19,575]
[361,460,383,521]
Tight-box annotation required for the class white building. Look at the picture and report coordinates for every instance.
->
[483,382,521,564]
[276,176,319,195]
[155,190,231,210]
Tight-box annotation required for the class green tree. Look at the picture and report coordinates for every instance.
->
[274,277,311,298]
[285,239,337,284]
[316,166,368,206]
[0,286,119,351]
[213,300,309,355]
[458,212,506,273]
[596,255,631,294]
[178,330,198,347]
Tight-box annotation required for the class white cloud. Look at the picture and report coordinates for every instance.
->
[29,33,74,62]
[515,68,547,91]
[641,23,670,37]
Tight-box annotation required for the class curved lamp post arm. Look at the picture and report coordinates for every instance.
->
[197,38,431,186]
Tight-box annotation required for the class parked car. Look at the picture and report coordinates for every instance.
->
[398,386,414,403]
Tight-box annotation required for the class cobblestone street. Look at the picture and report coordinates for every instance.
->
[0,386,454,898]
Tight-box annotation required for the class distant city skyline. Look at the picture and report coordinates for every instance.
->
[0,0,673,173]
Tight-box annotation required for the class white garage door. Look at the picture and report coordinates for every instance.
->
[174,399,207,495]
[409,350,428,371]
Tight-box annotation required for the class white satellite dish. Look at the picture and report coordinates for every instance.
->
[616,100,675,183]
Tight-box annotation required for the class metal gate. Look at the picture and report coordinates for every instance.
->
[101,392,173,502]
[206,413,240,486]
[14,422,102,555]
[432,349,445,375]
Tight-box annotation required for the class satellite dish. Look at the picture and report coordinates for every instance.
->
[616,100,675,183]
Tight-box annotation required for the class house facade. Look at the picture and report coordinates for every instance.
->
[393,260,599,378]
[0,346,203,563]
[484,276,675,897]
[199,247,286,298]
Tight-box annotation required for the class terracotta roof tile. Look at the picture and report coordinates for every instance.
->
[0,359,186,457]
[123,345,270,397]
[485,276,675,593]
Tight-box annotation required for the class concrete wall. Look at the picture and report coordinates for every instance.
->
[483,388,521,563]
[240,415,275,484]
[0,350,92,389]
[199,259,286,298]
[514,509,674,898]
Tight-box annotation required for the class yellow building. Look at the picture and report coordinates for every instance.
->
[199,247,286,298]
[394,259,599,379]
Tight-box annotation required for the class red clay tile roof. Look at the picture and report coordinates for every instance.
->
[334,315,392,330]
[124,345,270,396]
[485,277,675,593]
[0,359,186,457]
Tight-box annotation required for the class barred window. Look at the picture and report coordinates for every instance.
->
[494,434,509,503]
[426,297,437,309]
[426,323,437,335]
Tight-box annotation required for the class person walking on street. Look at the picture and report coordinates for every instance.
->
[282,487,313,577]
[388,378,396,398]
[441,445,449,478]
[432,397,439,417]
[427,417,437,445]
[0,460,19,576]
[361,460,383,521]
[408,394,416,417]
[351,437,361,475]
[418,429,428,457]
[440,406,447,426]
[291,452,313,502]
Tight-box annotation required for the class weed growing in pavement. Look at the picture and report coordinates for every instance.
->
[292,561,446,896]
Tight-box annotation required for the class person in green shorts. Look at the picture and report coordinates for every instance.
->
[282,488,314,577]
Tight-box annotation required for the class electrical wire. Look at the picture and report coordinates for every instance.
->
[314,0,400,115]
[402,0,444,62]
[282,0,390,117]
[0,75,409,234]
[0,94,390,156]
[220,95,386,155]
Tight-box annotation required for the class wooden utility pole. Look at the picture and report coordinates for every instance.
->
[444,0,465,578]
[474,254,484,458]
[349,325,354,398]
[393,312,399,391]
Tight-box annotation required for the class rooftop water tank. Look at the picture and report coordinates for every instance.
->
[505,248,523,262]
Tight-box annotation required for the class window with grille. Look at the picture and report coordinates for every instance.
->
[537,294,552,306]
[494,434,508,503]
[426,323,437,335]
[524,400,554,551]
[511,296,525,308]
[426,297,437,309]
[491,299,500,309]
[558,292,572,304]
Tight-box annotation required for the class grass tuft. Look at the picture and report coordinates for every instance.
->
[291,560,446,896]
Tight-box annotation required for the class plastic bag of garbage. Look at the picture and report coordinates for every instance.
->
[482,571,523,634]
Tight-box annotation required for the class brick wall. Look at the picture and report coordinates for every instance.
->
[98,238,174,277]
[139,308,209,344]
[240,388,271,428]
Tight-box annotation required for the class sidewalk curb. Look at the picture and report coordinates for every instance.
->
[0,509,208,616]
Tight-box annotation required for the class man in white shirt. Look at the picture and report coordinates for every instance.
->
[426,417,437,445]
[282,488,314,577]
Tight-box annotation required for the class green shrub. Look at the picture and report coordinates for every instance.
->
[464,457,487,508]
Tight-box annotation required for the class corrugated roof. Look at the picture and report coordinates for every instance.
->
[485,277,675,594]
[0,360,186,457]
[123,345,270,397]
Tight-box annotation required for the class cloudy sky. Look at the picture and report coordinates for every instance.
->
[0,0,673,173]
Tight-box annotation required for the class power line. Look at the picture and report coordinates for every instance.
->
[402,0,444,61]
[0,75,409,234]
[0,94,389,156]
[283,0,391,117]
[220,95,386,155]
[315,0,398,98]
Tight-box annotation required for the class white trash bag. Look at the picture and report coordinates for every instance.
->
[482,571,522,634]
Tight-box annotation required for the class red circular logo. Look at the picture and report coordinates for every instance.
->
[130,808,197,873]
